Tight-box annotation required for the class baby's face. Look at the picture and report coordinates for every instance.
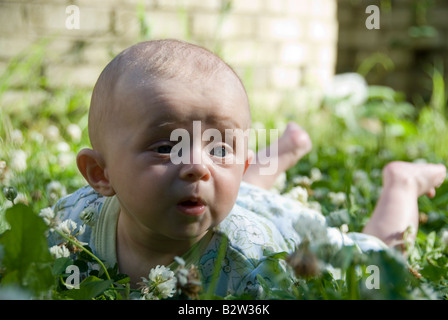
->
[102,74,251,242]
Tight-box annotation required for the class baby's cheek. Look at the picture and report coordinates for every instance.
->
[217,180,240,208]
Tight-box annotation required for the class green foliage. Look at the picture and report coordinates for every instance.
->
[0,204,53,297]
[0,202,132,300]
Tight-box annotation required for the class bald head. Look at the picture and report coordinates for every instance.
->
[88,39,249,151]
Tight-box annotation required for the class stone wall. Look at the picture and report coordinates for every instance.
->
[0,0,338,112]
[336,0,448,102]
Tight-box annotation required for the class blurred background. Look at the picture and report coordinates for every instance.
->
[1,0,447,109]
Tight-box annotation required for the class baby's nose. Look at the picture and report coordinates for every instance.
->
[179,162,211,181]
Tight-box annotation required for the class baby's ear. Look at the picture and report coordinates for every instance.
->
[244,149,255,174]
[76,148,115,196]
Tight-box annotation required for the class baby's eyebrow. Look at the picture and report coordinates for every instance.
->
[157,121,176,128]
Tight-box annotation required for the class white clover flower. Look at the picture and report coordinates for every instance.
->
[272,172,287,192]
[310,168,322,182]
[45,125,60,141]
[46,181,67,203]
[67,123,82,142]
[46,180,66,194]
[0,160,6,175]
[140,291,157,300]
[9,150,27,172]
[148,265,175,284]
[324,73,369,130]
[325,72,368,107]
[140,265,177,300]
[0,161,11,185]
[176,268,190,287]
[174,256,186,266]
[57,141,71,153]
[39,207,56,226]
[50,244,70,259]
[14,192,29,205]
[285,186,308,204]
[353,169,369,183]
[157,278,177,298]
[292,175,312,187]
[58,152,75,169]
[10,129,24,145]
[340,224,349,233]
[57,219,78,236]
[328,191,346,206]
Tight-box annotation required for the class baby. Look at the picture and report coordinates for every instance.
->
[50,39,446,298]
[54,39,292,297]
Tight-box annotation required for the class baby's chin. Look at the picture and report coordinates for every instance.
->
[169,228,213,244]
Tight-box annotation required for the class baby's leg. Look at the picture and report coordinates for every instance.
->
[362,161,446,248]
[243,122,312,190]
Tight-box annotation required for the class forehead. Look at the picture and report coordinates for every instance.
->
[115,75,250,131]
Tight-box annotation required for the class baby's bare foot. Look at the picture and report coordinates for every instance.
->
[243,122,312,189]
[276,122,312,172]
[382,161,446,198]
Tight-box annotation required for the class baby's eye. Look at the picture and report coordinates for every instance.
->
[155,145,173,154]
[210,146,228,158]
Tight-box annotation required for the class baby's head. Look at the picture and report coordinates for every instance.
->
[77,39,253,241]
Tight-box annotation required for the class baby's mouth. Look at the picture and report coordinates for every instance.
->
[177,197,206,216]
[180,199,202,206]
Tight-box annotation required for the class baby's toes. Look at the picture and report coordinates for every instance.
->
[426,188,436,198]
